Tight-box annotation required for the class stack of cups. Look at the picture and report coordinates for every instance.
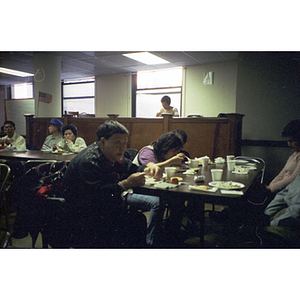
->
[226,155,236,172]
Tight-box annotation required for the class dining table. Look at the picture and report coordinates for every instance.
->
[0,149,77,162]
[134,159,264,247]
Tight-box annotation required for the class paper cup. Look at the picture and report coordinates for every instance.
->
[202,157,209,167]
[226,155,235,161]
[190,159,199,168]
[227,160,236,171]
[165,167,176,179]
[211,169,223,181]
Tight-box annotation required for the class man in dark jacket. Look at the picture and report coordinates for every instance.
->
[63,120,163,247]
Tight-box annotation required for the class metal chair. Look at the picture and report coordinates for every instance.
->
[234,156,266,184]
[0,163,12,248]
[24,160,57,173]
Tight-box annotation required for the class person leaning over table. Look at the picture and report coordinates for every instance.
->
[52,124,87,153]
[41,118,64,151]
[132,131,187,244]
[62,120,165,247]
[0,120,26,150]
[132,131,185,168]
[156,95,179,117]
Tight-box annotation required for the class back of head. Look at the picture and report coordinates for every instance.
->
[62,124,78,137]
[173,129,187,144]
[152,131,183,161]
[96,120,129,141]
[282,119,300,143]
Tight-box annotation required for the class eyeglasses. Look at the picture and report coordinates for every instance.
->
[4,126,14,129]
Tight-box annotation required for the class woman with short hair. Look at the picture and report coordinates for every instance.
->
[53,124,87,153]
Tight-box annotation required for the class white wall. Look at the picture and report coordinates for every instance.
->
[183,61,238,117]
[95,73,132,117]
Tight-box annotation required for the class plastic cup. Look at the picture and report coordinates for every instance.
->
[211,169,223,181]
[190,159,199,168]
[202,157,209,167]
[226,155,235,161]
[227,160,236,171]
[165,167,176,180]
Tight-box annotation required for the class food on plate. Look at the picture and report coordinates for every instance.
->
[195,185,212,190]
[171,176,183,181]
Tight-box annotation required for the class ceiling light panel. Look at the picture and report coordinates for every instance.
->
[123,52,169,65]
[0,67,34,77]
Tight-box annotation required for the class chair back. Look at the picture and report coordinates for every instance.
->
[124,148,138,161]
[234,156,266,183]
[0,163,11,247]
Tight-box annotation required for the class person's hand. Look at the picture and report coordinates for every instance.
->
[170,153,185,166]
[52,143,57,150]
[156,112,162,117]
[65,139,72,144]
[123,172,146,189]
[145,163,163,179]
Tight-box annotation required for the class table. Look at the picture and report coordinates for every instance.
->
[135,162,264,246]
[0,149,77,162]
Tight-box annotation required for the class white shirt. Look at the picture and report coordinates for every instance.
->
[1,132,26,150]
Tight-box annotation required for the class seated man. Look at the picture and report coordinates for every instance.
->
[264,172,300,229]
[62,120,164,247]
[41,118,63,151]
[0,120,26,150]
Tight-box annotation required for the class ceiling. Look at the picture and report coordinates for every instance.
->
[0,51,238,86]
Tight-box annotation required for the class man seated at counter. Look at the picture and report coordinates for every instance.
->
[52,124,87,153]
[0,120,26,150]
[41,118,64,151]
[62,120,164,247]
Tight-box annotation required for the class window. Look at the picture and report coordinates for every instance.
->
[136,67,183,117]
[62,77,95,114]
[12,82,33,99]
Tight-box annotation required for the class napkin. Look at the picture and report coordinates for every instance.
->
[153,182,179,189]
[220,190,244,195]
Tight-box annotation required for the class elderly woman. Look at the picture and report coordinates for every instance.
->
[53,124,87,153]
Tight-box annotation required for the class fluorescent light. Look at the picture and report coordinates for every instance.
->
[123,52,169,65]
[0,67,34,77]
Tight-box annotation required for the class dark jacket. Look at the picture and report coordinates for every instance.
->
[63,142,145,223]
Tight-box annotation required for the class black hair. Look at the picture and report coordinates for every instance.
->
[282,119,300,143]
[161,95,171,105]
[151,131,183,162]
[62,124,78,137]
[96,120,129,141]
[4,120,15,128]
[173,129,188,144]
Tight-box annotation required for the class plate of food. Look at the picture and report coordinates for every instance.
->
[208,181,245,189]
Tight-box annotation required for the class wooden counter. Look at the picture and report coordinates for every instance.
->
[25,113,244,160]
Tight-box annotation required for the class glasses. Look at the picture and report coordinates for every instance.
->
[4,126,13,129]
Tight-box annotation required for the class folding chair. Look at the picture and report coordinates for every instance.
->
[0,163,12,248]
[234,156,266,184]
